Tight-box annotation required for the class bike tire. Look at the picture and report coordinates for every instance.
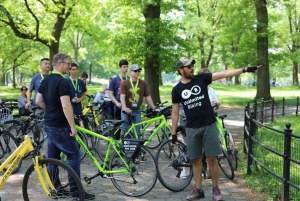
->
[155,139,193,192]
[22,158,85,201]
[146,126,170,149]
[225,130,238,170]
[109,145,158,196]
[218,146,234,180]
[83,117,94,150]
[0,131,22,174]
[94,126,115,162]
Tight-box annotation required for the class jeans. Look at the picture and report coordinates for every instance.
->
[121,109,141,138]
[43,125,81,196]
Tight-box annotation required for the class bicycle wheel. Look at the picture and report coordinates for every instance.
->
[83,117,94,150]
[60,131,87,162]
[218,146,234,180]
[225,130,238,170]
[22,158,85,201]
[0,131,22,174]
[146,125,170,149]
[109,145,158,196]
[94,126,115,161]
[155,139,193,192]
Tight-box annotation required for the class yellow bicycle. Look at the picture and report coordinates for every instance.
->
[0,131,84,200]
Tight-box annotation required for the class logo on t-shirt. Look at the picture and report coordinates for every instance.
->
[181,85,201,99]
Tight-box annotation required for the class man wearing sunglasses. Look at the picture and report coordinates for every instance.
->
[119,64,156,139]
[171,57,261,201]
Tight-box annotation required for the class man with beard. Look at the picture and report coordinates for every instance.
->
[171,57,261,201]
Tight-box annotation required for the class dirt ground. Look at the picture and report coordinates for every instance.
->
[218,105,267,201]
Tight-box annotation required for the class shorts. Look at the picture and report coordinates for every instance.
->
[185,123,221,159]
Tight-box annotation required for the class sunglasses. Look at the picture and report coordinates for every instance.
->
[132,70,141,73]
[182,64,194,69]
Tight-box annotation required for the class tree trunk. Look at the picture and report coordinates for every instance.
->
[292,61,299,86]
[255,0,271,100]
[143,1,161,104]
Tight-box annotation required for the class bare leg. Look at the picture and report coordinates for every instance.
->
[192,157,203,189]
[206,156,219,187]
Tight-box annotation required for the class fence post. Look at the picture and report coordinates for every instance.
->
[282,97,285,117]
[244,102,250,154]
[282,123,292,201]
[296,96,299,116]
[260,98,264,123]
[247,111,256,175]
[271,97,275,122]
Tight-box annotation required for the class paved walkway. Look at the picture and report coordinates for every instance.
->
[0,106,264,201]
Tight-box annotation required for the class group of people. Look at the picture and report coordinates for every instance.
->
[16,53,261,201]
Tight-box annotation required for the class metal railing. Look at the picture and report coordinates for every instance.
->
[244,97,300,201]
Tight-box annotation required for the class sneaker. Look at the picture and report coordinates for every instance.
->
[72,192,95,200]
[212,187,223,201]
[180,169,187,179]
[186,188,205,200]
[135,158,140,164]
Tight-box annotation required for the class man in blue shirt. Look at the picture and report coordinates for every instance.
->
[108,59,129,120]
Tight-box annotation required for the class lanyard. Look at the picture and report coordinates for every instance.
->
[130,78,140,101]
[51,71,64,78]
[69,78,78,97]
[119,75,127,83]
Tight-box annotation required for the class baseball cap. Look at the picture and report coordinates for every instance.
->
[176,57,196,69]
[130,64,142,71]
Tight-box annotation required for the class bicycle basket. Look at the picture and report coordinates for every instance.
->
[0,108,13,125]
[122,139,145,162]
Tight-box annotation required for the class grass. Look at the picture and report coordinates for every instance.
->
[238,116,300,200]
[1,84,299,105]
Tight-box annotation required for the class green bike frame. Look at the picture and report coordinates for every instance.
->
[122,114,172,146]
[75,125,130,174]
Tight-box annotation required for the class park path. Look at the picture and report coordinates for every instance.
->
[0,105,266,201]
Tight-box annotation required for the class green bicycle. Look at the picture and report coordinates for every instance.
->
[75,124,158,197]
[215,113,238,170]
[95,105,172,161]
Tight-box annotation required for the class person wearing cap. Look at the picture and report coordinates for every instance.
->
[119,64,156,138]
[18,86,31,115]
[171,57,261,201]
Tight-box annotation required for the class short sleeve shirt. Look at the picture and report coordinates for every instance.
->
[38,74,71,127]
[108,75,128,105]
[172,73,215,128]
[29,73,49,105]
[119,78,150,109]
[67,78,87,115]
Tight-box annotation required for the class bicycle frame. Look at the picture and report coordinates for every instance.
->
[82,105,101,126]
[215,116,226,144]
[123,114,172,146]
[0,136,55,196]
[75,125,131,174]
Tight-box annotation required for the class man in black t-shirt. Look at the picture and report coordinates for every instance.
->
[171,57,261,201]
[36,53,95,200]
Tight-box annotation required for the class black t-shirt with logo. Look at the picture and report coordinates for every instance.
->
[172,73,215,128]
